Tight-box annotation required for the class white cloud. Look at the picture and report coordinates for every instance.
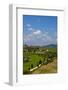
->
[33,30,41,35]
[24,30,49,42]
[28,27,33,31]
[26,24,34,31]
[26,24,31,27]
[24,28,56,46]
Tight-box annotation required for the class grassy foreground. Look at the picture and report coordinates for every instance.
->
[23,47,57,75]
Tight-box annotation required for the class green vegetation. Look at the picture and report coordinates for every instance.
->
[23,45,57,74]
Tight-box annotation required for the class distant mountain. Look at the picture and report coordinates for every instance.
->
[24,44,57,48]
[43,44,57,48]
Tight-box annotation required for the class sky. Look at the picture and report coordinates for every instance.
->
[23,15,57,46]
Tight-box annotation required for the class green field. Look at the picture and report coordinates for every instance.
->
[23,46,57,75]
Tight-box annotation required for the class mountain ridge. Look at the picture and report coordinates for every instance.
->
[43,44,57,48]
[24,44,57,48]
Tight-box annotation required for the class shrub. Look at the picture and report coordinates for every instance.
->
[28,67,30,70]
[36,63,39,67]
[31,64,33,68]
[39,60,42,64]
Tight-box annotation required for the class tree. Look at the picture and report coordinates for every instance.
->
[31,64,33,68]
[39,60,42,64]
[36,62,39,67]
[28,67,30,70]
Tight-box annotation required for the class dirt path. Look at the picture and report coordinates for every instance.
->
[32,59,57,74]
[30,64,41,71]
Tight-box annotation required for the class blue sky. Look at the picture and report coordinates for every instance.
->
[23,15,57,46]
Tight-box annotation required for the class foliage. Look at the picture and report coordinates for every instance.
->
[23,46,57,74]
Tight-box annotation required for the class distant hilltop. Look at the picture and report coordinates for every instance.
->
[24,44,57,48]
[43,44,57,48]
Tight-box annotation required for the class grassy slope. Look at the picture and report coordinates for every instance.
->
[23,53,43,71]
[23,48,57,73]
